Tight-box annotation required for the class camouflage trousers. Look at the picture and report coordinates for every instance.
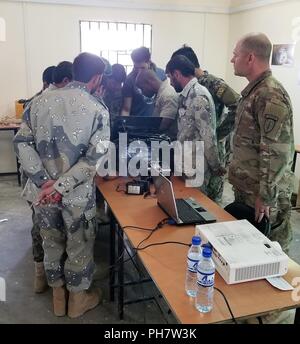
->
[206,175,225,204]
[34,205,97,292]
[23,172,44,262]
[28,203,44,262]
[234,189,293,253]
[205,140,226,204]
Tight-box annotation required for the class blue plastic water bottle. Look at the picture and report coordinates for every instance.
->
[185,236,202,297]
[195,247,215,313]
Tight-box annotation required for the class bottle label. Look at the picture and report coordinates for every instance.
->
[187,257,199,273]
[197,270,215,287]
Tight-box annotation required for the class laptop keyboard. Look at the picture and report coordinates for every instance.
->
[175,199,205,224]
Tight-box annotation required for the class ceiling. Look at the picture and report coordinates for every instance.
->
[6,0,290,14]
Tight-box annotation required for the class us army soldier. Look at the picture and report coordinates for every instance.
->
[229,33,294,253]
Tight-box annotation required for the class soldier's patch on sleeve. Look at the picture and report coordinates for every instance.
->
[262,102,288,140]
[216,84,226,99]
[264,115,277,133]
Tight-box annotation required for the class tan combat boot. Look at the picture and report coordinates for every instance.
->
[53,286,68,317]
[68,289,101,318]
[34,262,48,293]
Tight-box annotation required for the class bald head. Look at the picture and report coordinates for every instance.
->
[136,69,161,97]
[239,33,272,62]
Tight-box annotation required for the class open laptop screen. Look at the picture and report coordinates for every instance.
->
[111,116,162,141]
[153,174,179,222]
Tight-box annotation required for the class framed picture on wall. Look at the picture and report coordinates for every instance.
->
[271,44,295,66]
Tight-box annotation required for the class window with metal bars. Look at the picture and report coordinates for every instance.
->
[80,20,152,74]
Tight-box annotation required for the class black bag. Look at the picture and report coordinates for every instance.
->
[224,202,272,237]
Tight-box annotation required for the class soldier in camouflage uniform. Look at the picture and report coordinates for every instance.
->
[21,61,74,294]
[135,68,179,140]
[229,33,294,253]
[14,52,110,318]
[102,64,127,127]
[171,46,240,203]
[166,55,225,194]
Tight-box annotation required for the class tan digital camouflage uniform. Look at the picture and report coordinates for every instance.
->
[21,86,61,263]
[153,80,179,139]
[198,71,240,203]
[177,78,222,197]
[14,81,110,291]
[228,70,294,252]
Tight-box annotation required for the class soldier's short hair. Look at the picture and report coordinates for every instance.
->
[53,61,73,84]
[171,45,200,68]
[166,55,195,77]
[110,64,127,83]
[73,52,105,83]
[136,69,159,88]
[240,33,272,62]
[42,66,55,85]
[131,47,151,63]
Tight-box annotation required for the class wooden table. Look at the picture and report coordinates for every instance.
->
[293,145,300,209]
[96,176,300,324]
[0,124,21,185]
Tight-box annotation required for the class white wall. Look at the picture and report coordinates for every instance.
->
[226,0,300,181]
[0,0,229,173]
[0,1,27,173]
[2,0,298,179]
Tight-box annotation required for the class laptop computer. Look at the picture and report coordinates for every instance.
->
[111,116,162,141]
[153,173,217,225]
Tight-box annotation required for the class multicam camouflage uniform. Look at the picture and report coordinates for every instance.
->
[177,78,222,197]
[228,70,294,252]
[14,81,110,292]
[198,71,240,203]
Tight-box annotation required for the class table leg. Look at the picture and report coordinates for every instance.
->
[13,128,21,186]
[109,208,116,302]
[117,224,124,320]
[292,151,297,173]
[295,307,300,324]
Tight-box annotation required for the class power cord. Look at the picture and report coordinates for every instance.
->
[214,287,237,324]
[116,183,126,192]
[137,241,190,251]
[108,220,237,324]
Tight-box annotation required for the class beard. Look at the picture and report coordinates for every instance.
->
[173,84,183,93]
[90,85,98,95]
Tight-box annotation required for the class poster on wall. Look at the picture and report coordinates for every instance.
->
[271,44,295,66]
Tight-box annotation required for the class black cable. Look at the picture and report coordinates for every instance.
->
[122,225,155,232]
[116,228,140,274]
[116,183,126,192]
[109,218,169,270]
[136,227,158,249]
[122,218,169,232]
[137,241,190,251]
[214,287,237,324]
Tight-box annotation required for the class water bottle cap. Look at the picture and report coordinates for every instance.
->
[202,247,212,258]
[192,236,201,246]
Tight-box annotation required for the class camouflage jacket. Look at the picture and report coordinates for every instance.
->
[153,80,179,120]
[177,77,221,175]
[198,70,240,140]
[14,81,110,214]
[228,70,294,206]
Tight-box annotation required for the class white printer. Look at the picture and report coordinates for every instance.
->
[196,220,289,284]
